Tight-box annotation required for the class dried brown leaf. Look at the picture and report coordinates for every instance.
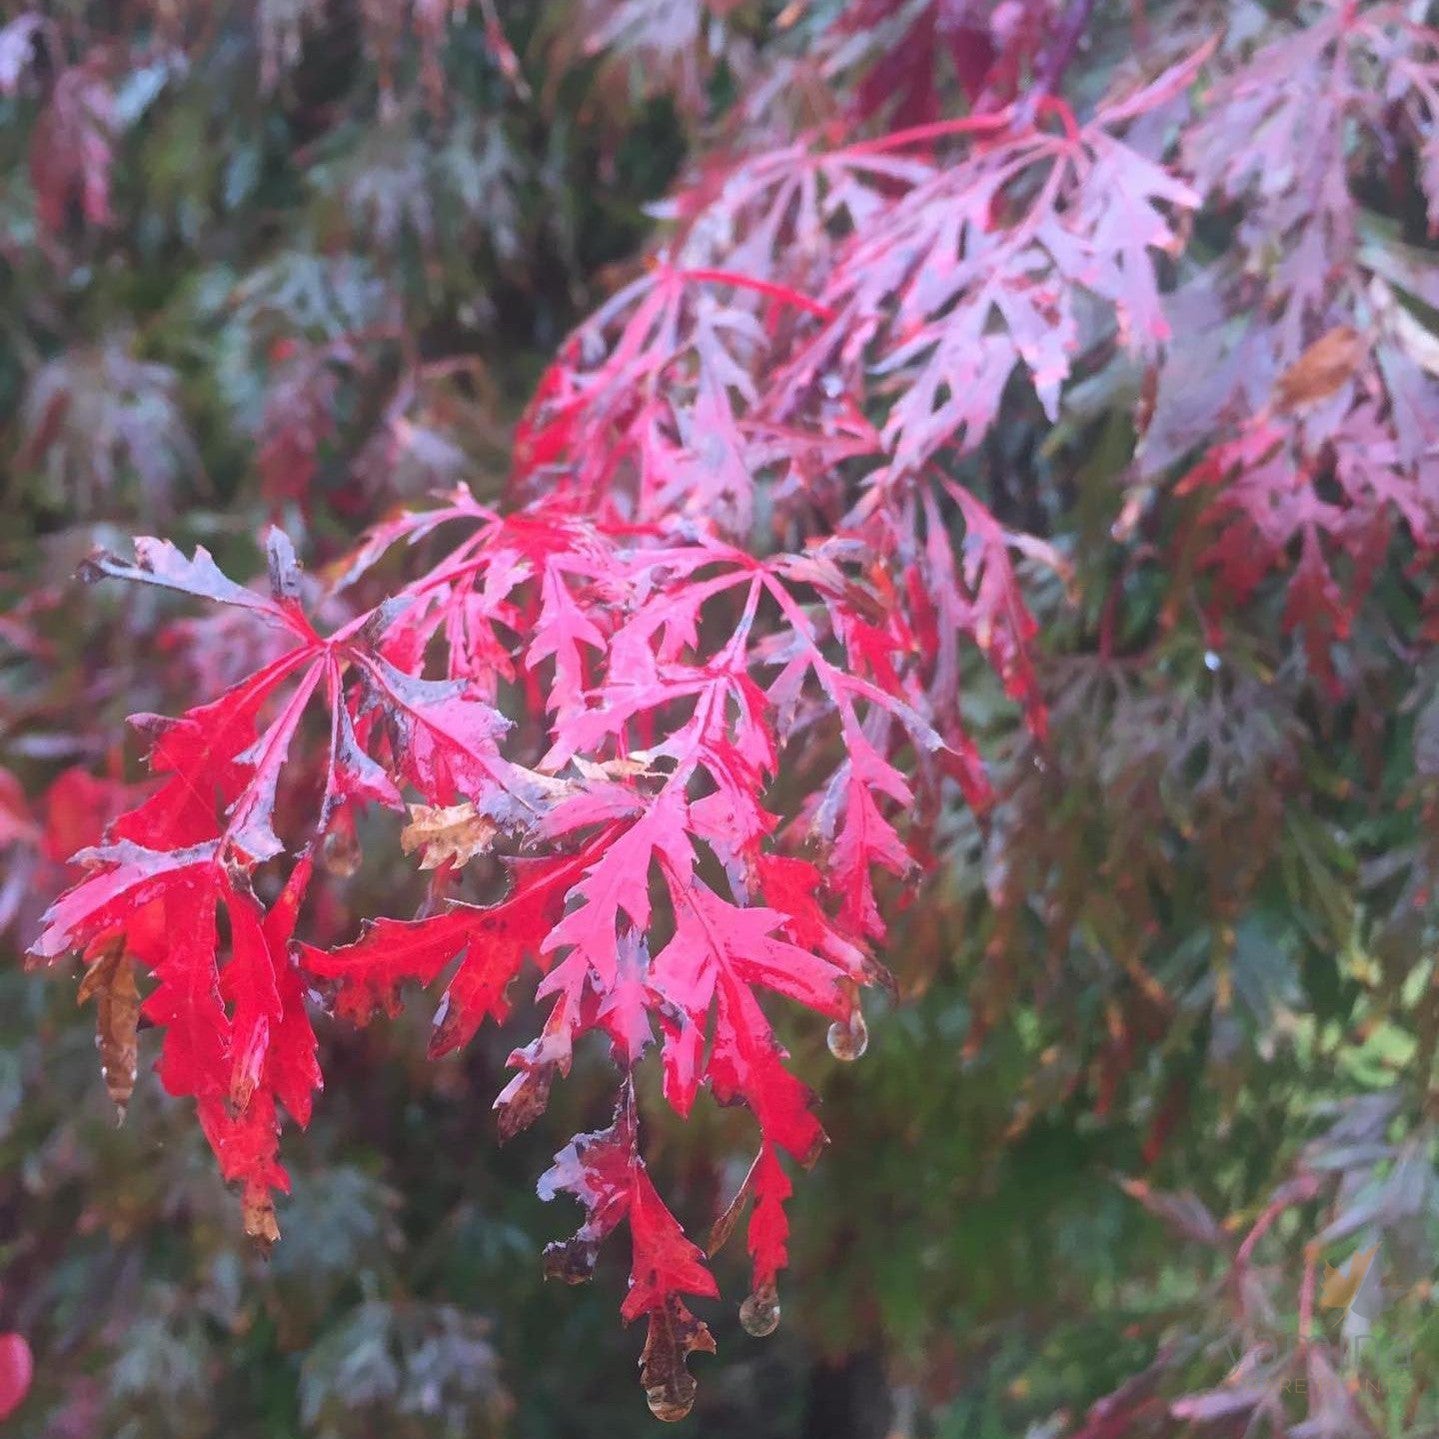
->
[639,1296,715,1423]
[77,943,139,1122]
[1272,326,1366,412]
[401,801,499,869]
[244,1182,281,1253]
[706,1151,760,1258]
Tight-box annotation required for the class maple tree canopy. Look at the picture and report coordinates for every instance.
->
[2,1,1438,1433]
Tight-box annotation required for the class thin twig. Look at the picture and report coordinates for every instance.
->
[1297,1243,1318,1349]
[1235,1174,1320,1272]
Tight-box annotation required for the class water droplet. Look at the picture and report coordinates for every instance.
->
[827,1010,868,1062]
[1204,649,1222,672]
[321,822,361,878]
[646,1390,695,1423]
[739,1283,781,1337]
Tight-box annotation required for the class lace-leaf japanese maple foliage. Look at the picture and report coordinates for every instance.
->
[25,0,1439,1422]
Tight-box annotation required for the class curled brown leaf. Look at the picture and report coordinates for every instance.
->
[639,1296,715,1423]
[401,801,500,869]
[1272,326,1367,412]
[76,942,139,1122]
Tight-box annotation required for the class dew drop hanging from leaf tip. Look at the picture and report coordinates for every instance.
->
[739,1282,781,1337]
[828,1009,868,1061]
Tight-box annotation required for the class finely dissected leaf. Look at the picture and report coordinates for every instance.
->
[80,533,315,638]
[769,84,1198,477]
[306,847,587,1058]
[31,538,560,1236]
[538,1093,719,1326]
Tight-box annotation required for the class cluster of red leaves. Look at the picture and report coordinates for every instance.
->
[29,475,944,1414]
[1151,4,1439,688]
[27,0,1439,1419]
